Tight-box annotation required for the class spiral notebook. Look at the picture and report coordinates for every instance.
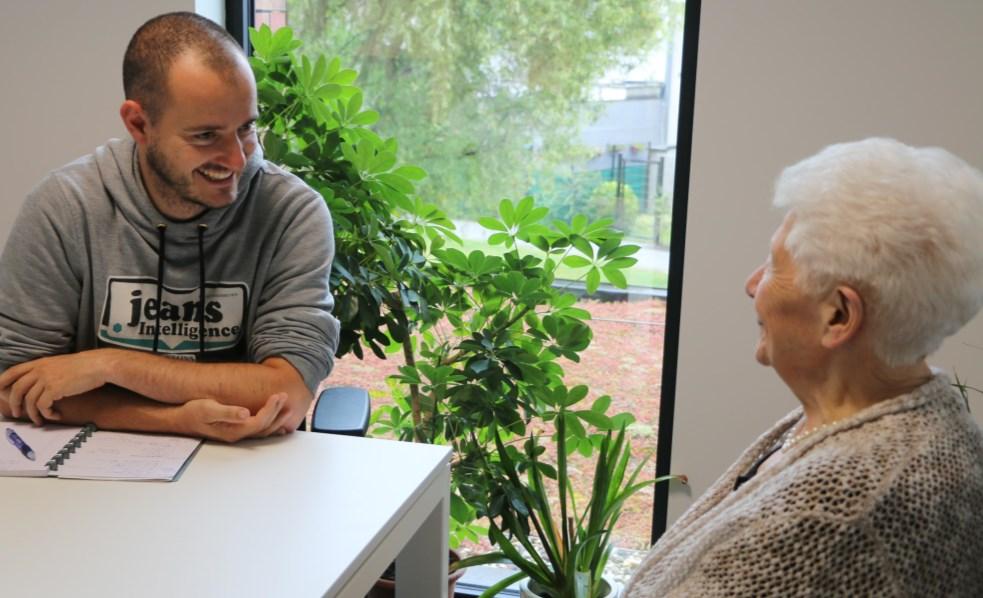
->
[0,420,202,481]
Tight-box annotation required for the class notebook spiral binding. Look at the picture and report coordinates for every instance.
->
[45,424,96,472]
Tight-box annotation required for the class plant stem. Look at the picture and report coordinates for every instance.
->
[401,337,426,443]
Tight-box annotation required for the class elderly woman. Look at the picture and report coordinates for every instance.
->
[627,138,983,596]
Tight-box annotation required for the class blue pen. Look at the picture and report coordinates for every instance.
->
[5,427,36,461]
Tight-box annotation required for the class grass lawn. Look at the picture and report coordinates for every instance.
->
[454,238,668,289]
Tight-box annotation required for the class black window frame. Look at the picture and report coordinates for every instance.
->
[651,0,699,542]
[225,0,254,55]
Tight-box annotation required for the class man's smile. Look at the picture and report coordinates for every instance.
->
[196,166,235,183]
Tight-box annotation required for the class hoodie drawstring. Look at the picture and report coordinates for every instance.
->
[153,224,167,354]
[153,223,208,359]
[197,224,208,359]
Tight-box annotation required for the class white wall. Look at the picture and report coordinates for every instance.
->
[668,0,983,523]
[0,1,214,245]
[195,0,224,25]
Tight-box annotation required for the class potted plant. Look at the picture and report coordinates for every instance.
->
[453,399,683,598]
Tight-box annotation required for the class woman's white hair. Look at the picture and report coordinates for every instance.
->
[774,137,983,366]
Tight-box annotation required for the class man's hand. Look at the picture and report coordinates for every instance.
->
[177,393,292,443]
[0,388,12,419]
[0,352,111,424]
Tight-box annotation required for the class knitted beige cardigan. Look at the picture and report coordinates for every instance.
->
[626,373,983,597]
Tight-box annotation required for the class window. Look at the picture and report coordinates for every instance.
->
[233,0,695,583]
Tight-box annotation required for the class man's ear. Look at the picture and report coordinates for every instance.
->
[120,100,151,145]
[821,285,864,349]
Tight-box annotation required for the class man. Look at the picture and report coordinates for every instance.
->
[0,12,339,442]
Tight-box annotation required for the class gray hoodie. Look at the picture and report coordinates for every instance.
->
[0,138,338,392]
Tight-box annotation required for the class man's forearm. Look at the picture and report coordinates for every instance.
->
[2,386,185,434]
[100,349,312,414]
[1,385,294,443]
[1,348,313,431]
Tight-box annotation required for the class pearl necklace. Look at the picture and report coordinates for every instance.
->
[782,421,832,451]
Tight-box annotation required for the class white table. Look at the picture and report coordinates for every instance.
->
[0,432,451,597]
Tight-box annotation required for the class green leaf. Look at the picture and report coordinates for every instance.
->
[524,206,550,224]
[592,395,612,414]
[311,54,327,85]
[297,55,312,89]
[499,198,516,226]
[310,100,336,128]
[603,257,638,269]
[567,384,589,405]
[377,173,415,194]
[325,56,340,79]
[478,217,508,232]
[571,214,588,232]
[454,552,511,570]
[350,110,380,126]
[316,84,343,100]
[553,293,577,309]
[607,244,642,259]
[340,142,357,166]
[467,250,486,272]
[558,307,592,320]
[488,232,511,246]
[530,235,551,252]
[564,411,587,438]
[262,131,287,162]
[576,410,614,430]
[282,152,312,169]
[611,413,637,428]
[347,91,363,115]
[601,266,628,289]
[596,236,622,257]
[586,267,601,294]
[249,25,272,57]
[514,195,534,220]
[570,235,594,258]
[449,492,471,523]
[577,436,594,457]
[562,255,592,268]
[437,248,469,270]
[257,87,284,107]
[369,151,397,173]
[393,165,427,181]
[271,26,295,54]
[331,68,358,84]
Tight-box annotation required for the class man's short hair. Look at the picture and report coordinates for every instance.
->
[123,12,245,121]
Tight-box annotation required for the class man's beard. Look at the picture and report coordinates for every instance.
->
[145,141,206,210]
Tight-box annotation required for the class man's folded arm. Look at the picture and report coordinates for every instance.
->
[0,383,291,443]
[102,350,312,429]
[0,349,312,431]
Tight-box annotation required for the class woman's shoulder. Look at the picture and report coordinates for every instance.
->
[849,383,983,592]
[836,377,983,491]
[767,382,982,516]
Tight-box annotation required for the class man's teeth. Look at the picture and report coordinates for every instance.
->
[198,168,234,182]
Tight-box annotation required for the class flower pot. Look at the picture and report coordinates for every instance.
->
[366,549,465,598]
[519,576,622,598]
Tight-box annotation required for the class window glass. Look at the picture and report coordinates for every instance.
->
[254,0,684,576]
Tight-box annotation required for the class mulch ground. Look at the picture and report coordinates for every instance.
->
[323,298,666,552]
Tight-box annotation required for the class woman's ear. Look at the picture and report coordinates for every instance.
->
[821,285,864,349]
